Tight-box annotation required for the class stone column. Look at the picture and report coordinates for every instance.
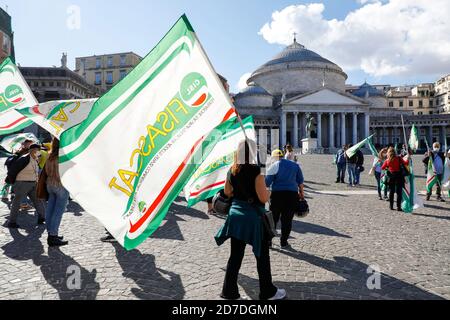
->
[341,113,346,145]
[364,113,370,139]
[352,113,358,144]
[300,113,305,140]
[281,112,287,147]
[427,125,433,145]
[381,127,386,146]
[329,113,335,149]
[271,127,279,150]
[317,112,322,148]
[293,112,299,148]
[439,126,446,147]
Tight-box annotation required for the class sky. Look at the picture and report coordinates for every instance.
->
[4,0,450,93]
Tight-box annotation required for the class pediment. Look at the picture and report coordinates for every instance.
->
[285,88,368,106]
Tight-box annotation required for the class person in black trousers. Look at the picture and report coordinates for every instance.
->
[381,147,410,211]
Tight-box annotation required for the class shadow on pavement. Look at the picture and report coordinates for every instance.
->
[291,221,352,239]
[412,213,450,220]
[112,242,185,300]
[1,217,99,300]
[67,200,84,217]
[235,248,445,300]
[234,250,445,300]
[151,202,209,241]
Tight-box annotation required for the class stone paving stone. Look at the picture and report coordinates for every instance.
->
[0,155,449,300]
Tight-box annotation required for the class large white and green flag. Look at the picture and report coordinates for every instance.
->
[346,134,375,158]
[16,99,97,138]
[59,15,237,250]
[0,132,38,153]
[0,57,36,135]
[184,116,256,207]
[401,159,423,213]
[426,156,439,194]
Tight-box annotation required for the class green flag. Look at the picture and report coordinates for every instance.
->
[346,134,374,158]
[408,124,419,153]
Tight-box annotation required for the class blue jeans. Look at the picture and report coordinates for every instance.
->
[347,164,356,185]
[336,163,346,182]
[45,184,70,236]
[355,167,361,185]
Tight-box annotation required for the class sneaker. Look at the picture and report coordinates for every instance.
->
[101,234,116,243]
[335,180,340,183]
[379,196,383,201]
[397,208,403,212]
[437,197,445,203]
[7,222,19,229]
[37,218,45,225]
[268,288,287,300]
[426,194,431,201]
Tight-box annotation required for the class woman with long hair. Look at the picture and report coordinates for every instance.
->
[381,147,409,211]
[45,138,70,247]
[371,148,388,200]
[215,139,286,300]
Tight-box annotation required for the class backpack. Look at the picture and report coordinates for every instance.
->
[4,154,19,170]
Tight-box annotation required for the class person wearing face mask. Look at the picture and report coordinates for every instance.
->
[423,142,446,202]
[6,144,46,228]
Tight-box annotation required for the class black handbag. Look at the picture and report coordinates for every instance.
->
[294,199,310,218]
[212,190,232,216]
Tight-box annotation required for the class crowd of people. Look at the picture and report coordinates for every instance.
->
[3,137,70,247]
[335,141,450,212]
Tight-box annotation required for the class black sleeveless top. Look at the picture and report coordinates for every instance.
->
[227,164,264,207]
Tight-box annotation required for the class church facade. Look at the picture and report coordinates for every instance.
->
[233,38,449,153]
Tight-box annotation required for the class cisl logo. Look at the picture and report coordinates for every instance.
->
[0,84,25,109]
[180,72,209,108]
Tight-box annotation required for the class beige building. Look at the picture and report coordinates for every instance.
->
[75,52,142,93]
[386,84,436,115]
[0,7,14,64]
[435,74,450,114]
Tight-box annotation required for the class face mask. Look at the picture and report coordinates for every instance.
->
[433,148,440,152]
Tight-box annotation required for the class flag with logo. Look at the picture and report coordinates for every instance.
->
[426,155,438,194]
[0,132,38,153]
[59,15,237,250]
[0,57,36,135]
[367,136,378,158]
[402,159,423,213]
[184,116,256,207]
[16,99,97,138]
[346,134,374,158]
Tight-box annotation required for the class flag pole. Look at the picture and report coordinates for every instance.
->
[401,115,408,153]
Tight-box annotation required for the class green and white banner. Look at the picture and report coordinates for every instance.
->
[17,99,97,138]
[0,132,38,153]
[408,124,419,153]
[402,159,423,214]
[59,15,236,250]
[0,57,36,135]
[184,116,256,207]
[346,134,375,158]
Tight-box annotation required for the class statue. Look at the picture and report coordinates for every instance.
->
[61,53,68,68]
[305,113,314,139]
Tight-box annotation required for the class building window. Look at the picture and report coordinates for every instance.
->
[95,72,102,85]
[106,71,113,84]
[419,100,423,108]
[41,82,46,87]
[57,82,61,87]
[120,70,127,80]
[2,33,10,53]
[399,101,403,107]
[430,100,433,107]
[49,82,54,87]
[429,111,433,115]
[389,101,393,107]
[96,57,101,69]
[418,112,423,115]
[107,56,113,68]
[409,100,413,107]
[120,55,126,66]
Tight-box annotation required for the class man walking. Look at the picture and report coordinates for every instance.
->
[423,142,446,202]
[335,145,347,183]
[354,149,364,185]
[265,149,305,249]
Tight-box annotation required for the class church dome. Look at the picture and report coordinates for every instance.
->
[352,82,385,98]
[233,85,273,108]
[247,39,347,96]
[236,85,271,97]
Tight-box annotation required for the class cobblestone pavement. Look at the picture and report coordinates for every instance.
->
[0,155,449,300]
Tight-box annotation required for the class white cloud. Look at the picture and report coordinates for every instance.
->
[236,72,252,91]
[259,1,450,78]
